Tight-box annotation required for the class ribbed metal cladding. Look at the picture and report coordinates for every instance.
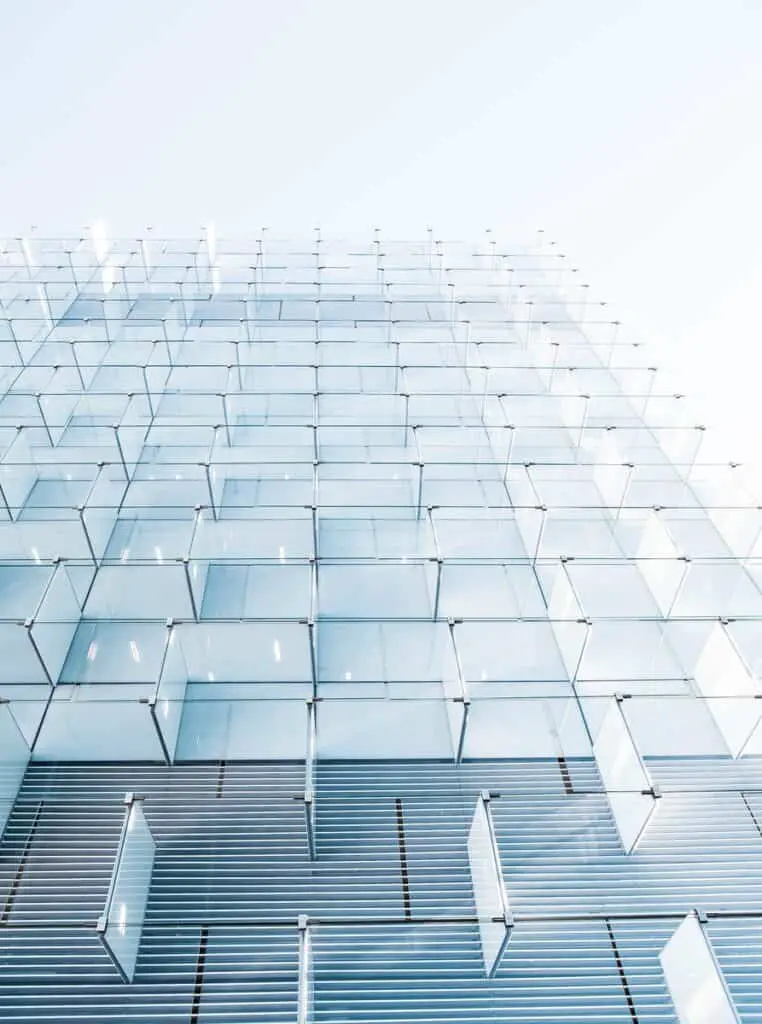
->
[2,232,762,1021]
[1,759,762,1020]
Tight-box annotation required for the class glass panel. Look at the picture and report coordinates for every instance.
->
[0,702,29,837]
[592,431,630,512]
[636,511,685,615]
[84,565,193,619]
[200,564,311,619]
[317,621,454,689]
[61,621,168,684]
[0,429,38,519]
[546,562,588,679]
[660,913,740,1024]
[97,797,156,983]
[33,687,163,760]
[153,627,187,762]
[592,698,658,852]
[693,623,761,757]
[317,699,453,759]
[297,918,314,1024]
[179,622,312,683]
[317,564,435,619]
[455,621,567,685]
[176,693,307,759]
[465,697,591,758]
[467,794,512,977]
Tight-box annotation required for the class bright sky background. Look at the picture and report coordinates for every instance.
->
[1,0,761,470]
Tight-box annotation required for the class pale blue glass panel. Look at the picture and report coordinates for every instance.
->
[464,697,590,758]
[318,465,415,511]
[201,564,311,618]
[0,517,90,561]
[592,698,657,853]
[635,511,685,615]
[98,799,155,983]
[439,564,544,619]
[0,701,29,837]
[297,919,314,1024]
[104,517,194,562]
[192,513,313,559]
[31,563,81,684]
[565,562,660,618]
[467,795,511,978]
[673,562,762,618]
[541,512,621,559]
[660,913,740,1024]
[544,563,587,679]
[0,429,38,517]
[603,694,727,756]
[154,630,187,762]
[578,620,685,682]
[317,699,452,759]
[317,518,435,559]
[180,622,312,682]
[61,621,167,684]
[592,432,630,512]
[433,516,525,559]
[693,624,761,757]
[318,564,435,619]
[317,621,454,685]
[84,565,193,619]
[0,623,50,684]
[0,563,51,618]
[176,695,306,759]
[455,621,567,684]
[34,687,163,760]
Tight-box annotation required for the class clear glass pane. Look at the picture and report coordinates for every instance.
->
[693,624,761,757]
[592,698,657,852]
[98,799,155,983]
[467,795,511,977]
[0,702,29,837]
[660,914,740,1024]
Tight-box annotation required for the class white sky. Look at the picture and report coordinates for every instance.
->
[1,0,761,470]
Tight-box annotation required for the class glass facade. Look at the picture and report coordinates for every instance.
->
[0,230,761,1021]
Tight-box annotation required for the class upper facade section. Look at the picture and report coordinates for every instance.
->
[0,231,761,770]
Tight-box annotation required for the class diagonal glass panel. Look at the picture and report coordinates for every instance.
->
[467,791,513,978]
[0,701,29,839]
[305,701,317,860]
[694,622,761,757]
[592,696,660,852]
[297,916,313,1024]
[636,510,688,615]
[150,622,188,763]
[546,560,589,681]
[660,912,741,1024]
[96,794,155,983]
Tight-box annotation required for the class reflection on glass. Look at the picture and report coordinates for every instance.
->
[0,701,29,838]
[660,912,740,1024]
[467,792,513,977]
[592,697,659,852]
[97,795,155,983]
[694,623,761,757]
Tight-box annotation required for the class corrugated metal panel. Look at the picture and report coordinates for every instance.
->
[2,758,762,1021]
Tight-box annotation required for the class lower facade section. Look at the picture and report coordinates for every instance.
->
[1,758,761,1022]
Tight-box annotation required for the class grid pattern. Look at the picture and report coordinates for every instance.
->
[1,232,762,1021]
